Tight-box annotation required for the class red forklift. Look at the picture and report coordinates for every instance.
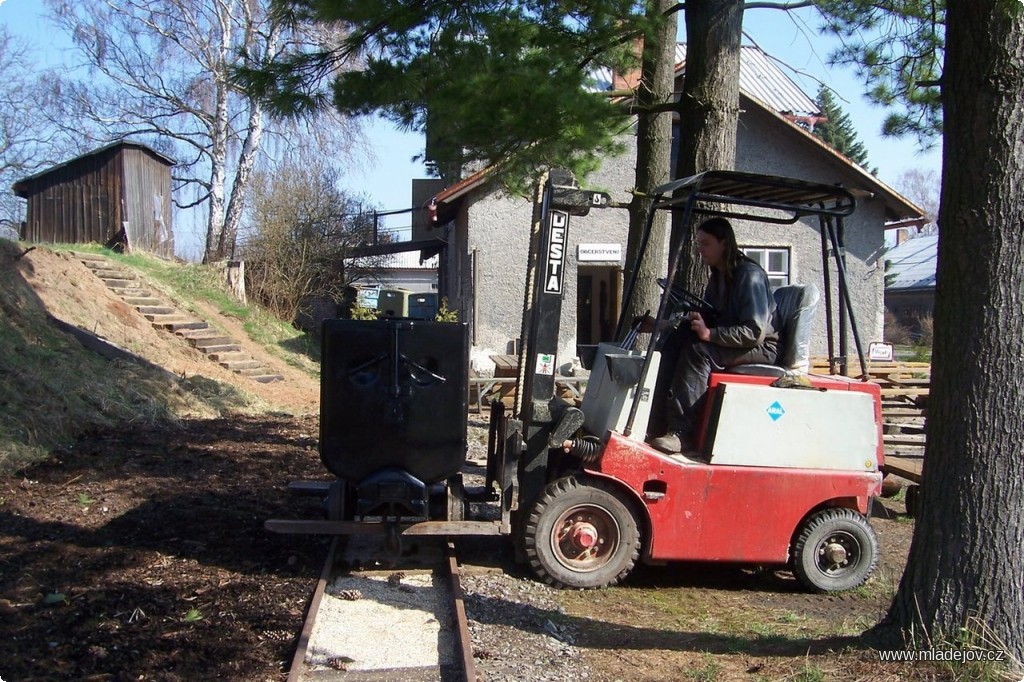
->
[269,169,883,594]
[499,169,882,593]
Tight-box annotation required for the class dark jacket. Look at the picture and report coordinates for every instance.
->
[704,258,779,349]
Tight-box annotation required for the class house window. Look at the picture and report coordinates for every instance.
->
[742,247,790,289]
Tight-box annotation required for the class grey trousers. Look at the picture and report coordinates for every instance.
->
[648,326,778,438]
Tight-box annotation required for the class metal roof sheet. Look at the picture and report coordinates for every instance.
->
[885,235,937,290]
[591,44,820,117]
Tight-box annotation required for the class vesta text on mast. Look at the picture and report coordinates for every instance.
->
[544,210,568,295]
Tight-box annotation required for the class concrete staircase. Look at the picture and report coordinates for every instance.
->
[74,252,284,383]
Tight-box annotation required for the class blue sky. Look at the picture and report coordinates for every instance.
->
[1,1,941,251]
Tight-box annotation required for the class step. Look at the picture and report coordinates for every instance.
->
[189,335,234,348]
[136,305,177,316]
[114,287,153,298]
[103,278,139,289]
[166,320,210,332]
[250,374,284,383]
[144,312,191,324]
[237,366,274,376]
[209,351,251,363]
[198,344,242,355]
[122,297,165,306]
[84,263,125,276]
[175,328,221,340]
[74,252,108,262]
[219,360,263,371]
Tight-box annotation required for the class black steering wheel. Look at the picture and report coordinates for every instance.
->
[656,278,718,321]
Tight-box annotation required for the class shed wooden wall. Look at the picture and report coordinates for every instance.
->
[17,145,174,259]
[121,147,174,257]
[19,147,122,246]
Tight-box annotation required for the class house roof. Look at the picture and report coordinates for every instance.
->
[737,92,924,223]
[13,141,176,197]
[431,43,924,224]
[885,235,937,290]
[591,44,821,118]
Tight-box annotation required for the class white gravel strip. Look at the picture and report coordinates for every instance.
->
[306,571,454,673]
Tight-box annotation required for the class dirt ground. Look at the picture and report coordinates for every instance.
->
[0,412,917,682]
[1,246,925,681]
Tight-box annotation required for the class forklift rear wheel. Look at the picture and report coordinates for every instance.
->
[524,476,641,589]
[791,508,879,593]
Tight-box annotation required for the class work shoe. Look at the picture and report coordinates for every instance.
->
[649,432,688,455]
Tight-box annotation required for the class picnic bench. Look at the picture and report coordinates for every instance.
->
[468,354,586,413]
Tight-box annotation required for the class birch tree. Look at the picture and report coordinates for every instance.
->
[45,0,357,263]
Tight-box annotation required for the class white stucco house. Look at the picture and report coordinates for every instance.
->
[416,44,925,374]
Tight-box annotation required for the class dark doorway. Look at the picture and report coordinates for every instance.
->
[576,265,621,347]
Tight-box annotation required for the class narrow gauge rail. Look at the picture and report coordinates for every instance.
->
[287,537,475,681]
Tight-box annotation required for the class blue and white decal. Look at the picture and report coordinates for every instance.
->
[766,400,786,422]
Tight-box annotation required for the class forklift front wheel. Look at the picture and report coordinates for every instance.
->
[791,508,879,593]
[524,476,641,589]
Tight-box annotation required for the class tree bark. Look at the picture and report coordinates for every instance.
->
[671,0,744,290]
[625,1,678,330]
[220,99,265,260]
[873,0,1024,661]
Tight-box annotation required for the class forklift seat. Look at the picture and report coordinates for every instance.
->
[728,284,820,378]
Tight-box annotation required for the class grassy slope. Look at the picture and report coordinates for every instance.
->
[0,239,319,475]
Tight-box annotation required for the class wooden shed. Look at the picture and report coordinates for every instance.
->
[13,141,175,258]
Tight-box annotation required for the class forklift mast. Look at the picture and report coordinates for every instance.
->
[513,169,610,510]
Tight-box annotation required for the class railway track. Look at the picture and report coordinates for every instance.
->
[287,535,476,681]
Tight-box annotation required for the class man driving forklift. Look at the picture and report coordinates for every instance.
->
[645,217,780,455]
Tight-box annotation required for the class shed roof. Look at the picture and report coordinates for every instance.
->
[12,140,176,197]
[885,235,937,290]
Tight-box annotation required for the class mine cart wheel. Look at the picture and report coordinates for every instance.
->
[325,479,355,521]
[791,508,879,593]
[524,476,641,589]
[447,474,465,522]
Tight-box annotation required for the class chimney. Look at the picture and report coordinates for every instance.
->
[610,37,644,92]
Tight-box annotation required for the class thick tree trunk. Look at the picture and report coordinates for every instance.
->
[671,0,743,290]
[625,0,677,330]
[873,1,1024,662]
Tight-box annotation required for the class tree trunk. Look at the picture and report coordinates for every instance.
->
[220,20,280,260]
[873,1,1024,662]
[203,92,229,264]
[220,98,265,259]
[671,0,744,290]
[625,0,677,330]
[204,0,235,264]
